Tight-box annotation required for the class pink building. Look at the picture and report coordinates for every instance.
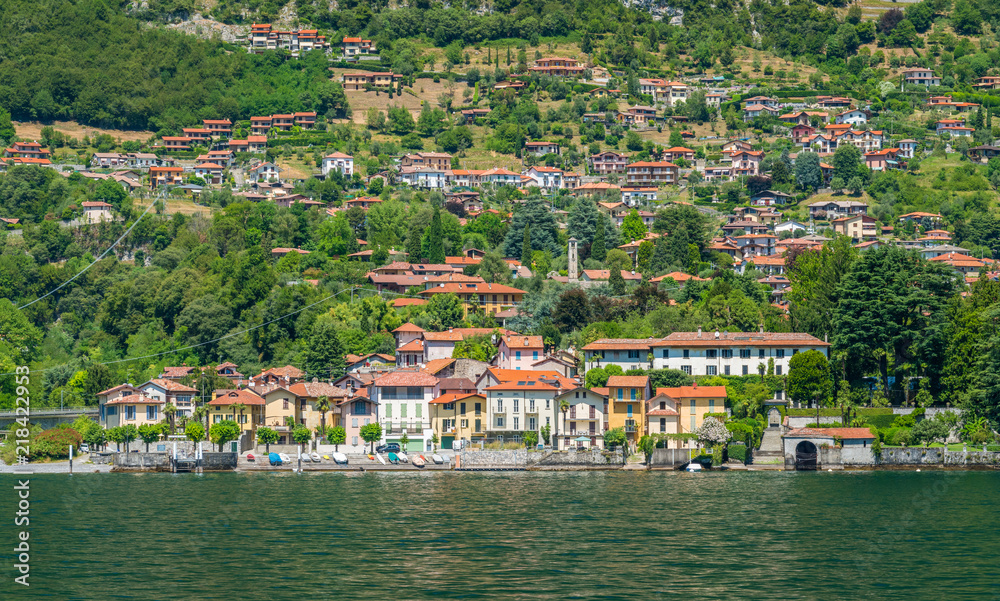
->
[337,395,379,452]
[497,335,545,371]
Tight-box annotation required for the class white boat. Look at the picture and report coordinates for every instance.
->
[685,463,702,472]
[397,452,409,462]
[412,455,426,468]
[332,452,348,464]
[279,453,291,463]
[431,454,444,465]
[376,453,386,465]
[301,454,312,463]
[310,452,322,462]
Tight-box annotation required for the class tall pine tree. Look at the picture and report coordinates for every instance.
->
[591,218,607,262]
[427,205,446,264]
[521,224,532,267]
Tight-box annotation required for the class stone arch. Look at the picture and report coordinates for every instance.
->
[795,440,818,470]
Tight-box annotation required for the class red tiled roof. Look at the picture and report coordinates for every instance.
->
[785,427,874,440]
[373,371,439,387]
[106,394,164,405]
[502,335,544,349]
[145,378,199,393]
[653,332,829,347]
[422,358,456,375]
[582,338,655,351]
[286,382,352,398]
[487,368,564,383]
[429,392,485,405]
[486,380,558,391]
[655,385,727,399]
[607,376,650,388]
[393,322,426,333]
[209,389,265,406]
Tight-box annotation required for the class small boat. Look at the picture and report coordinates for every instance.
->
[279,453,291,464]
[301,454,312,463]
[332,452,348,465]
[412,455,426,468]
[246,453,256,462]
[398,452,409,462]
[310,452,322,462]
[388,452,400,464]
[322,455,331,460]
[685,463,703,472]
[431,454,444,464]
[269,452,282,466]
[376,453,386,465]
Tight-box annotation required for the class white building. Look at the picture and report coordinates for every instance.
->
[554,386,608,450]
[484,380,560,441]
[321,152,354,177]
[650,330,830,376]
[581,338,654,372]
[370,370,438,452]
[834,109,868,126]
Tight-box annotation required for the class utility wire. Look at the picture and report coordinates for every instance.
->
[18,195,160,310]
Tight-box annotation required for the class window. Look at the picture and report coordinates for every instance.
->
[516,351,521,361]
[514,417,519,430]
[529,399,535,412]
[460,402,466,415]
[776,349,785,359]
[627,350,640,359]
[793,349,799,355]
[416,404,422,418]
[401,404,407,418]
[707,366,717,376]
[776,365,783,375]
[617,389,623,400]
[709,400,715,411]
[683,349,690,359]
[352,418,358,428]
[533,351,538,361]
[589,405,596,418]
[443,403,455,411]
[497,399,504,412]
[475,403,482,416]
[495,417,505,428]
[461,419,468,428]
[662,350,668,358]
[385,404,392,418]
[475,419,482,432]
[545,400,550,410]
[126,406,136,420]
[707,350,717,359]
[146,406,157,420]
[740,349,751,359]
[742,365,749,375]
[630,388,637,401]
[759,349,765,359]
[365,418,370,425]
[627,404,633,418]
[681,366,692,375]
[721,349,733,359]
[239,414,247,424]
[513,399,519,413]
[300,399,307,411]
[529,417,536,431]
[283,399,289,410]
[352,436,358,446]
[106,406,117,416]
[724,365,731,376]
[660,418,666,432]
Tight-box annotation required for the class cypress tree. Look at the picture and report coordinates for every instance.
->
[591,218,607,262]
[521,223,532,267]
[428,206,446,264]
[649,235,671,275]
[609,268,627,296]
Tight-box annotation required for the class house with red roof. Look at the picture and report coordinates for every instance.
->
[650,330,829,377]
[208,389,266,438]
[97,384,165,432]
[554,386,609,449]
[497,335,544,371]
[370,369,439,451]
[430,392,486,447]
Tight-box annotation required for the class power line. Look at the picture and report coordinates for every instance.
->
[18,195,161,310]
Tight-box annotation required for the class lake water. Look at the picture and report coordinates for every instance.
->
[3,471,999,600]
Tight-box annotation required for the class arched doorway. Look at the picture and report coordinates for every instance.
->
[795,441,818,470]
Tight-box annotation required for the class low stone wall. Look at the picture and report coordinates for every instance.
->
[202,452,237,470]
[113,453,172,470]
[458,448,527,469]
[533,448,624,468]
[786,415,842,429]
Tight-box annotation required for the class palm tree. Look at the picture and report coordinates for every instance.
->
[193,406,209,439]
[316,395,331,437]
[558,398,570,450]
[163,403,177,435]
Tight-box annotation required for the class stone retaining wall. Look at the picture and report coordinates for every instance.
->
[533,449,624,467]
[113,453,172,470]
[649,448,691,468]
[459,449,528,468]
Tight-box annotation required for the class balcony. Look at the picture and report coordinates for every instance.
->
[624,420,638,433]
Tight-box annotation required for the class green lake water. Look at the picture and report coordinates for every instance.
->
[2,471,999,600]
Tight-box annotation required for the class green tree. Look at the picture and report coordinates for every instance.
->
[523,430,538,448]
[520,223,533,267]
[604,427,627,454]
[787,350,832,406]
[832,144,863,184]
[305,317,346,381]
[120,424,138,452]
[137,424,161,453]
[185,420,205,445]
[427,205,446,263]
[327,426,347,451]
[610,268,627,295]
[552,288,591,332]
[209,420,241,452]
[360,422,383,453]
[620,209,647,242]
[257,427,279,453]
[567,196,602,251]
[591,217,607,262]
[477,251,514,284]
[502,195,561,257]
[638,434,655,463]
[794,151,823,190]
[426,293,465,329]
[787,236,858,339]
[315,396,331,437]
[292,425,312,446]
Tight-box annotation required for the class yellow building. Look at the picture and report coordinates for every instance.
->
[208,389,265,434]
[605,375,651,448]
[657,385,728,436]
[418,282,526,316]
[429,393,486,450]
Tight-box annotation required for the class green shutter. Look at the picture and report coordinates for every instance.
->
[416,403,422,418]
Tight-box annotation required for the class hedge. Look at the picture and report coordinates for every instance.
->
[727,443,747,464]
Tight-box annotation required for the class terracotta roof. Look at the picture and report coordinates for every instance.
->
[502,335,544,349]
[397,339,425,352]
[160,366,198,378]
[607,375,650,388]
[286,382,352,398]
[487,368,564,383]
[784,427,874,440]
[254,365,305,379]
[97,384,136,396]
[582,338,655,351]
[393,322,426,333]
[437,377,476,390]
[209,389,265,406]
[145,379,199,393]
[422,358,456,375]
[106,393,164,405]
[373,371,439,387]
[653,332,829,347]
[390,298,428,308]
[429,392,485,405]
[486,380,559,391]
[419,283,526,295]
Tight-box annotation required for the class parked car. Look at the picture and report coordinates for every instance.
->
[79,444,90,453]
[376,442,401,454]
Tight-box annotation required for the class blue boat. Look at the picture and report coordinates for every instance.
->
[388,452,399,464]
[269,452,282,466]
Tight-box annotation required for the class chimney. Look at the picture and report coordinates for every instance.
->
[825,333,828,343]
[312,377,318,383]
[759,325,764,334]
[714,330,719,339]
[697,327,702,338]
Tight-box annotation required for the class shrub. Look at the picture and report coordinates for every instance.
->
[34,427,82,459]
[727,443,747,464]
[892,414,916,428]
[862,414,899,429]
